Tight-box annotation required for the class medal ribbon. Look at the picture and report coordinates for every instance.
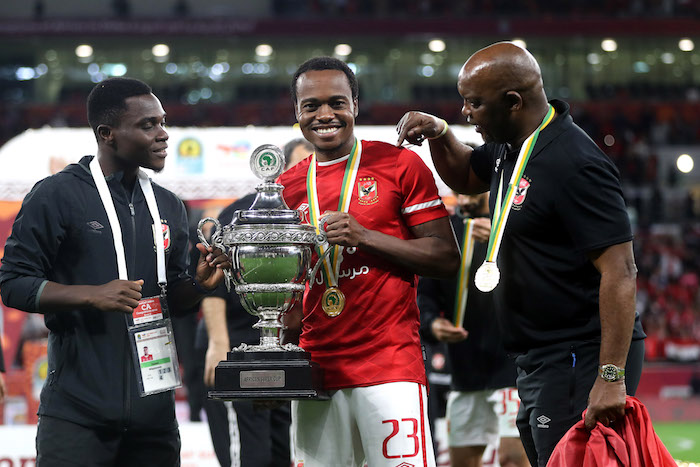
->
[306,139,361,287]
[453,218,475,328]
[484,104,555,263]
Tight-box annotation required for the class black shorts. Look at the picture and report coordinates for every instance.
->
[514,338,644,467]
[36,415,180,467]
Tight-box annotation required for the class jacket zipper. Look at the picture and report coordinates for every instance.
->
[123,187,137,431]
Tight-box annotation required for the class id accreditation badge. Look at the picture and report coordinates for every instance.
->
[131,295,165,325]
[128,317,182,397]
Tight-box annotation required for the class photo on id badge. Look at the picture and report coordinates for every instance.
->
[130,320,181,396]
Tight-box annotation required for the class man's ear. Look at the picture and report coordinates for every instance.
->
[353,98,359,118]
[504,91,523,112]
[96,125,114,146]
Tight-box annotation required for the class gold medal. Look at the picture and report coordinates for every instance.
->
[322,286,345,317]
[474,261,500,292]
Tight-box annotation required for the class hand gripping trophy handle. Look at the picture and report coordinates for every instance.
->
[197,217,232,292]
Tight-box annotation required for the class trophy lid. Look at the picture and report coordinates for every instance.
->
[250,144,285,182]
[233,144,301,225]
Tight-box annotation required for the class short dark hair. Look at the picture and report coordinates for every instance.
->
[87,77,152,135]
[283,138,313,169]
[290,56,358,104]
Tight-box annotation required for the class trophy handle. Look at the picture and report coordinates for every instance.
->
[197,217,223,250]
[309,247,332,290]
[309,226,332,289]
[197,217,232,292]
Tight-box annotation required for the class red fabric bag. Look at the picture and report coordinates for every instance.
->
[547,396,677,466]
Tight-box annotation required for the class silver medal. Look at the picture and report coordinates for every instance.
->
[474,261,500,292]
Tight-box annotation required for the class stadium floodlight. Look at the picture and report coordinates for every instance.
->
[587,53,601,65]
[679,38,694,52]
[601,39,617,52]
[428,39,446,53]
[152,44,170,58]
[75,44,93,58]
[677,154,694,173]
[334,44,352,57]
[255,44,273,57]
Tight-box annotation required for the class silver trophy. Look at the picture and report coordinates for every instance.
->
[197,144,329,399]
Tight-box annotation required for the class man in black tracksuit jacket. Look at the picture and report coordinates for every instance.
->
[0,78,229,466]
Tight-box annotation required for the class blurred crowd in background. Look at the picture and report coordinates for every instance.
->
[1,0,699,367]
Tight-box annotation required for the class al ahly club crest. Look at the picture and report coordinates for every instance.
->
[512,177,530,210]
[152,221,171,251]
[357,177,378,205]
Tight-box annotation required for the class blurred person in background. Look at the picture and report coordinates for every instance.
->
[396,42,646,466]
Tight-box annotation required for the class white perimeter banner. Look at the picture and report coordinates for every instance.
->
[0,125,481,201]
[0,422,219,467]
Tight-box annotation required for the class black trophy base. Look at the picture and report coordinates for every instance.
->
[208,350,329,401]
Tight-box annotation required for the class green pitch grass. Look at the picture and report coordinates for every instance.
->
[655,421,700,463]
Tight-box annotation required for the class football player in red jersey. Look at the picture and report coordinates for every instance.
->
[279,56,459,467]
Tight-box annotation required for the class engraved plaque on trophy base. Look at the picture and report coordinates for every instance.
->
[208,351,329,400]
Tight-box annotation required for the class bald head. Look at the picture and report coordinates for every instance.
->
[457,42,549,145]
[461,42,544,101]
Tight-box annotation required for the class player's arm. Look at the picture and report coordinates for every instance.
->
[36,280,144,314]
[396,111,488,195]
[323,213,459,278]
[584,240,637,429]
[0,181,148,315]
[201,296,229,387]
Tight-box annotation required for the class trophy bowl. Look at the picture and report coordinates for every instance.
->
[197,144,329,399]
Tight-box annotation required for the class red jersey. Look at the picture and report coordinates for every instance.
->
[278,140,449,390]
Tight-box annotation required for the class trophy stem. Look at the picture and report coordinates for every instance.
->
[258,323,282,348]
[252,309,284,350]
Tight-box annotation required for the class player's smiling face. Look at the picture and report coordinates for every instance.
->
[294,69,358,161]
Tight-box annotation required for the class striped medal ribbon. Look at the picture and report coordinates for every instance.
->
[306,138,362,317]
[474,104,556,292]
[453,218,476,328]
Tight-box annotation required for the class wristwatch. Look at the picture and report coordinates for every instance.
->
[599,364,625,382]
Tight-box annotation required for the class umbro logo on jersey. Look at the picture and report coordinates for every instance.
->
[537,415,551,428]
[87,221,104,230]
[396,463,415,467]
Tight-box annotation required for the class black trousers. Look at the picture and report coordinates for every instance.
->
[515,338,645,467]
[205,396,292,467]
[36,415,180,467]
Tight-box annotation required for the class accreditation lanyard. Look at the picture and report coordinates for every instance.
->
[453,218,475,328]
[89,156,166,289]
[89,156,181,396]
[305,138,361,289]
[485,104,555,264]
